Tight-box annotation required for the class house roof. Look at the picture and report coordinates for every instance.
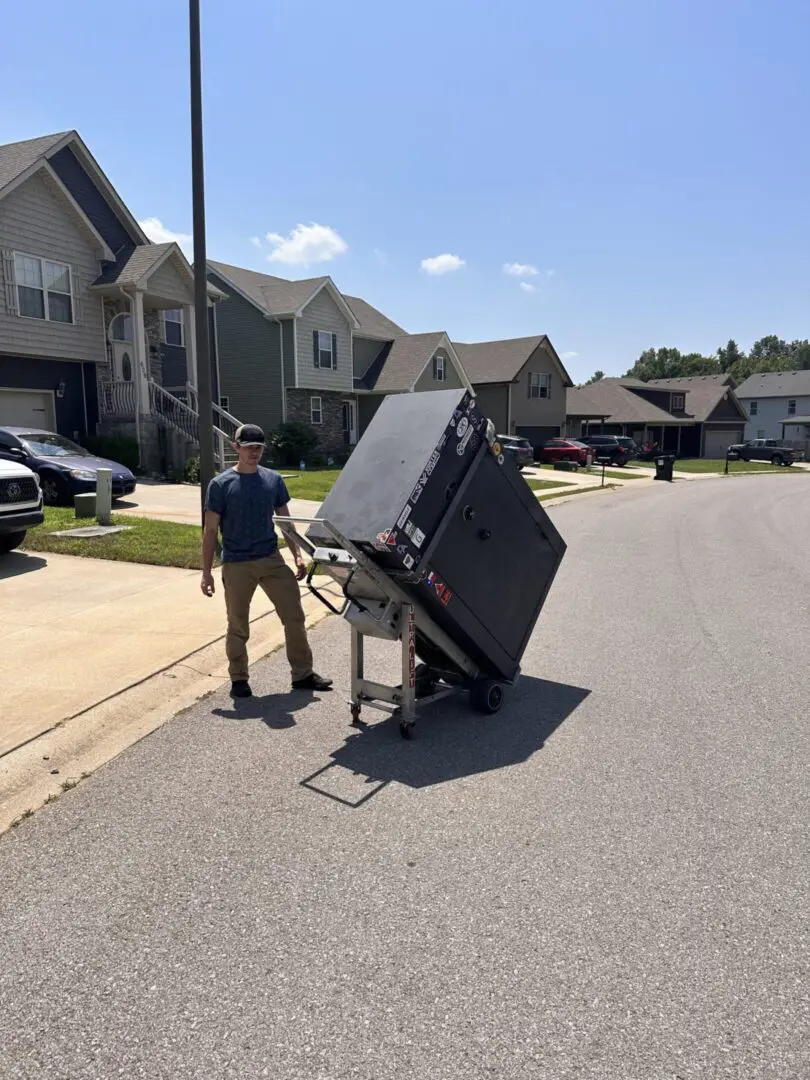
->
[207,261,327,315]
[343,294,406,339]
[0,132,70,194]
[452,335,573,388]
[566,380,689,425]
[734,370,810,399]
[644,374,743,422]
[93,244,175,287]
[781,415,810,425]
[360,332,447,393]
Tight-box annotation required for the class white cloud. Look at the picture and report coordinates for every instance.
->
[249,236,263,249]
[264,223,348,267]
[138,217,193,256]
[420,253,465,275]
[562,351,579,359]
[519,281,538,293]
[503,262,538,277]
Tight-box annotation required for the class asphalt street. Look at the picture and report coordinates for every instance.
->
[1,474,808,1080]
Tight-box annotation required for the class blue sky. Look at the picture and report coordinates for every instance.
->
[2,0,808,382]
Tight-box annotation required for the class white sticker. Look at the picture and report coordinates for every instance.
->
[397,504,411,529]
[404,519,416,538]
[425,449,441,476]
[456,416,469,439]
[410,482,425,504]
[456,424,474,456]
[413,528,425,549]
[403,553,415,570]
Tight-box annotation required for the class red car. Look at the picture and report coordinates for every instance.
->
[539,438,593,466]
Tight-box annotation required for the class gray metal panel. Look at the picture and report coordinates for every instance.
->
[0,170,106,363]
[209,270,283,434]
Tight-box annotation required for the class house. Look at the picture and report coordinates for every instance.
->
[0,131,229,473]
[567,374,748,457]
[207,261,473,455]
[734,370,810,451]
[450,336,573,449]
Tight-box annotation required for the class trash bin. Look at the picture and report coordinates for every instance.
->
[654,455,675,482]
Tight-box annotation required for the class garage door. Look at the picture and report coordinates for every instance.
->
[703,427,743,459]
[0,389,54,429]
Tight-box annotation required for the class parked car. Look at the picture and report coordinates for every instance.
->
[496,434,534,470]
[538,438,593,466]
[727,439,797,466]
[0,427,137,506]
[614,436,639,460]
[0,457,44,554]
[576,435,633,466]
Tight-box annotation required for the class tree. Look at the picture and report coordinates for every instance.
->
[717,339,745,372]
[583,370,605,385]
[624,347,717,382]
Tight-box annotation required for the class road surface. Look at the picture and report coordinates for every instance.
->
[1,474,808,1079]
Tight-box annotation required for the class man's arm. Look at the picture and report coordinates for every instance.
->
[201,510,220,595]
[275,503,307,580]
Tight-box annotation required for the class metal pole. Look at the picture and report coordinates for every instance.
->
[190,0,216,521]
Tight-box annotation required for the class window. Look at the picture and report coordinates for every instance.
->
[111,313,133,341]
[432,353,446,382]
[162,309,184,347]
[788,399,797,416]
[528,372,551,399]
[310,396,323,424]
[314,330,336,369]
[749,400,758,416]
[14,253,73,323]
[671,393,685,411]
[757,429,765,439]
[219,396,230,412]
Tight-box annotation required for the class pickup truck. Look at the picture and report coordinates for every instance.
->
[726,439,798,466]
[0,457,44,554]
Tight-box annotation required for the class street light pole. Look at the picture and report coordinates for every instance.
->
[189,0,216,520]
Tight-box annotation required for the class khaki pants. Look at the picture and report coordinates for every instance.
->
[221,552,313,683]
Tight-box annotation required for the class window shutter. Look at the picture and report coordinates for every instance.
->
[527,373,531,399]
[433,355,438,380]
[332,332,338,370]
[1,250,18,316]
[313,329,319,368]
[70,267,82,325]
[546,376,551,401]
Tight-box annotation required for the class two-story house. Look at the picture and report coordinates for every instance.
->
[452,336,573,449]
[735,370,810,451]
[207,261,474,454]
[0,131,232,475]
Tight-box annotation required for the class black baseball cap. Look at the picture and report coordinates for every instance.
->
[234,424,266,446]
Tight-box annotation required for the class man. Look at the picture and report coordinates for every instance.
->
[201,424,332,699]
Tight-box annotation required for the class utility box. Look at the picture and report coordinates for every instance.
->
[309,388,566,683]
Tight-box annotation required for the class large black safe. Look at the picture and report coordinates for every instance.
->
[309,388,566,682]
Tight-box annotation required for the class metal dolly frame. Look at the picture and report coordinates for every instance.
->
[276,514,513,739]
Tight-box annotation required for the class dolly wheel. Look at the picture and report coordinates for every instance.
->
[470,678,504,715]
[399,721,415,740]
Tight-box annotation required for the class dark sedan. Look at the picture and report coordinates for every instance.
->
[496,434,534,469]
[0,427,137,506]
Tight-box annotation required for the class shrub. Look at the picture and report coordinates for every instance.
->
[184,457,200,484]
[81,433,140,472]
[268,421,319,467]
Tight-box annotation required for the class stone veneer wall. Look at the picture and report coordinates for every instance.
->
[285,389,350,455]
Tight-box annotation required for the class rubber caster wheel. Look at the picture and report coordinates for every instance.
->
[399,721,415,740]
[470,678,504,715]
[350,705,367,730]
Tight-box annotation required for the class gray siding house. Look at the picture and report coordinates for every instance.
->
[207,262,472,456]
[735,370,810,450]
[453,336,573,449]
[0,130,229,476]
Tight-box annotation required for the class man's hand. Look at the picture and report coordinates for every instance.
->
[201,570,215,597]
[294,554,307,581]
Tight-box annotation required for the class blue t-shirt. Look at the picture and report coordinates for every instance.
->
[205,466,290,563]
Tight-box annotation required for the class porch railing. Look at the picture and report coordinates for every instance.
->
[185,382,242,443]
[149,380,200,444]
[100,379,137,417]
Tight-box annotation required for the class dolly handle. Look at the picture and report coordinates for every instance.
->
[305,562,349,615]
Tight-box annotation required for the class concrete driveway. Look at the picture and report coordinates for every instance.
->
[1,475,808,1078]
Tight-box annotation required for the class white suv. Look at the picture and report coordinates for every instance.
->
[0,457,44,554]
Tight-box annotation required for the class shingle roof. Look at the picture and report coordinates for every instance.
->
[208,261,327,316]
[566,381,687,425]
[361,332,446,393]
[644,374,742,422]
[343,294,405,339]
[734,370,810,399]
[452,336,550,384]
[92,244,175,287]
[0,131,69,193]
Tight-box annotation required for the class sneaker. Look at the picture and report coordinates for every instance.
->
[230,680,253,699]
[291,672,333,692]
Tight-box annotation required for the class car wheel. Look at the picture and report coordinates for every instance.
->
[40,472,68,506]
[771,455,783,466]
[0,530,26,554]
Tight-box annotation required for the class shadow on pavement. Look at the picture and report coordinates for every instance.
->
[213,689,317,730]
[301,675,590,807]
[0,552,48,579]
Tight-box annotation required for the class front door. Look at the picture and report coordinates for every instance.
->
[342,400,357,445]
[112,341,134,383]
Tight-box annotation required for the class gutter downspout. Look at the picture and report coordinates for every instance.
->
[274,317,287,423]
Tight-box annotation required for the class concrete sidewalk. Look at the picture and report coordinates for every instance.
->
[115,480,322,526]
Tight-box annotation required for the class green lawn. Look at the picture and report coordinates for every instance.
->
[670,459,796,474]
[525,478,574,492]
[283,469,341,501]
[21,508,216,569]
[537,463,642,481]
